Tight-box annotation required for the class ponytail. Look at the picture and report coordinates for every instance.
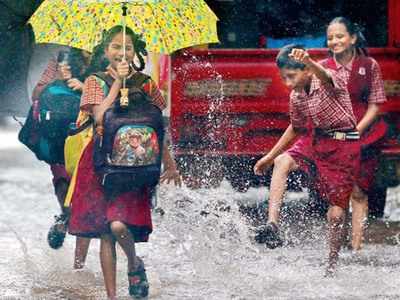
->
[328,17,368,56]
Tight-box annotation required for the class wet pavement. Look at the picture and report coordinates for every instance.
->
[1,122,400,300]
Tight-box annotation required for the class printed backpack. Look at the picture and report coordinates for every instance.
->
[92,72,165,198]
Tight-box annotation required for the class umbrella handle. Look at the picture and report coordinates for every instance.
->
[120,3,129,107]
[122,3,127,61]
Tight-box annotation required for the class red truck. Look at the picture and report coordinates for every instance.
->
[167,0,400,216]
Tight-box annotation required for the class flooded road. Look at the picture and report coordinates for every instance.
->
[1,122,400,300]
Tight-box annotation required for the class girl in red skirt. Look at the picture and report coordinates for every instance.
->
[67,26,181,299]
[325,17,387,251]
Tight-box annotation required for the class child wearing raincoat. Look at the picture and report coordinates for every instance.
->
[65,26,181,299]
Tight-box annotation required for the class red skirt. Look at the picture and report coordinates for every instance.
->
[356,144,381,193]
[68,141,152,242]
[287,135,360,209]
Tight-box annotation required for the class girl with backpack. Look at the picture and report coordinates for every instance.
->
[66,26,181,299]
[30,48,93,268]
[324,17,387,251]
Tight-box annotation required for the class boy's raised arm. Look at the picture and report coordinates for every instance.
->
[289,48,333,86]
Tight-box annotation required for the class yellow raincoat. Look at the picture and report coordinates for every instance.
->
[64,111,93,207]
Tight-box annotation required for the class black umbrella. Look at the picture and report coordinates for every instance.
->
[0,0,43,117]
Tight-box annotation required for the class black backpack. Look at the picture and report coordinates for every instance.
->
[18,80,81,164]
[92,72,165,198]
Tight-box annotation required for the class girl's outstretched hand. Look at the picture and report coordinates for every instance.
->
[160,165,182,187]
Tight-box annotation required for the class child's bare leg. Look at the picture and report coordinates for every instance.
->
[351,185,368,251]
[110,221,140,272]
[268,153,298,224]
[74,237,91,269]
[326,205,345,274]
[55,179,69,213]
[100,234,117,299]
[341,209,351,248]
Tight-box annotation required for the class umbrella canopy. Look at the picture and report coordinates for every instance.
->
[0,0,44,116]
[29,0,219,54]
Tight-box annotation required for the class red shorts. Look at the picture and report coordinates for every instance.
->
[287,135,360,209]
[356,146,380,192]
[68,141,152,242]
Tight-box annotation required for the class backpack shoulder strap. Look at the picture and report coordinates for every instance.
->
[128,72,151,89]
[93,72,114,87]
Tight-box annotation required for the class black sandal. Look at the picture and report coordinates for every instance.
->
[47,213,69,249]
[254,222,283,249]
[128,261,149,299]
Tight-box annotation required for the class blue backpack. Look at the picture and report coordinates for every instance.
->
[19,80,81,164]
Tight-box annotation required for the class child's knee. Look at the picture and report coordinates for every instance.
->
[274,153,296,172]
[351,185,367,203]
[328,206,345,223]
[110,221,128,237]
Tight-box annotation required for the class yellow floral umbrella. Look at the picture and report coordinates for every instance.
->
[29,0,219,54]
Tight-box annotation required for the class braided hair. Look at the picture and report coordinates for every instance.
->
[86,25,147,74]
[103,25,147,71]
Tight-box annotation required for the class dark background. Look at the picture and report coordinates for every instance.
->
[206,0,388,48]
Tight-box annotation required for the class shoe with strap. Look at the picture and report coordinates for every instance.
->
[254,222,283,249]
[47,213,69,249]
[128,258,149,299]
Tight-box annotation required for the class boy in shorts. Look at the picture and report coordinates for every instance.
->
[254,44,360,275]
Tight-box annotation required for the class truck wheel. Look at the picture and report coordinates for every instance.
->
[182,174,203,189]
[203,172,224,188]
[229,177,250,193]
[307,187,328,218]
[368,185,387,219]
[177,156,202,189]
[202,158,224,188]
[178,157,224,189]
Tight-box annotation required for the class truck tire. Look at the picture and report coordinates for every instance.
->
[178,156,224,189]
[307,187,328,217]
[177,156,202,189]
[182,173,203,189]
[203,158,224,188]
[204,171,224,188]
[229,176,250,193]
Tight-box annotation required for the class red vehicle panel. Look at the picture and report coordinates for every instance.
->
[168,0,400,196]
